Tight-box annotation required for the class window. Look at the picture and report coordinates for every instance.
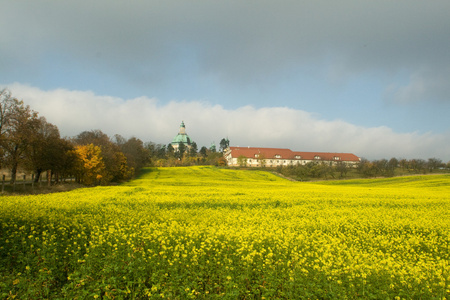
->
[334,156,340,160]
[255,154,259,158]
[314,156,321,160]
[295,155,301,159]
[275,154,281,158]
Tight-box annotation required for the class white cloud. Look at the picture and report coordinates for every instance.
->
[5,83,450,161]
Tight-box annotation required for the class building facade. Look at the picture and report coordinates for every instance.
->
[224,146,360,167]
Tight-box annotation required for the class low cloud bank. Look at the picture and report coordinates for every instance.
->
[6,83,450,161]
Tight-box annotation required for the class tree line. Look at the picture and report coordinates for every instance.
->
[0,89,230,186]
[5,88,446,185]
[0,89,147,185]
[276,157,449,181]
[146,138,229,167]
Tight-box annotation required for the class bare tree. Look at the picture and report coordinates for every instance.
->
[335,161,349,178]
[427,158,443,172]
[0,89,15,134]
[26,117,73,183]
[116,136,150,172]
[0,89,18,164]
[0,96,39,184]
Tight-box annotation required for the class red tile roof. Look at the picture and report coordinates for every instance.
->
[228,147,360,162]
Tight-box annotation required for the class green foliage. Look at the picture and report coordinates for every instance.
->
[277,158,450,181]
[219,138,230,152]
[237,155,247,167]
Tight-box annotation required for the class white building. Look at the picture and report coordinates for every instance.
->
[224,146,361,167]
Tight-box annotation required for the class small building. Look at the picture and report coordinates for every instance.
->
[224,146,360,167]
[171,121,193,151]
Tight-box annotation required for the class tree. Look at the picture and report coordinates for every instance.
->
[116,136,150,172]
[156,144,167,159]
[0,97,39,184]
[410,159,427,173]
[176,142,186,160]
[219,138,230,152]
[25,117,67,183]
[210,143,216,153]
[199,146,208,158]
[144,142,160,165]
[72,144,106,185]
[257,153,266,167]
[189,142,198,157]
[55,139,78,182]
[166,144,175,158]
[307,162,334,179]
[357,158,376,177]
[335,161,349,178]
[1,90,77,185]
[145,142,166,162]
[0,89,17,140]
[399,158,408,171]
[74,130,111,148]
[74,130,132,183]
[388,158,399,174]
[113,134,127,146]
[0,89,16,167]
[237,155,247,167]
[373,159,391,176]
[109,151,134,182]
[427,158,443,172]
[204,151,225,166]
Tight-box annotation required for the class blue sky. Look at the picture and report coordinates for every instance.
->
[1,1,450,160]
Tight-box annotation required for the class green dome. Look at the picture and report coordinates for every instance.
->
[171,121,192,146]
[171,133,191,145]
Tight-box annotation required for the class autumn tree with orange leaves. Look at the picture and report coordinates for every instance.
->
[72,144,106,185]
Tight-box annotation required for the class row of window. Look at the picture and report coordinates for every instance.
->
[252,155,342,160]
[248,159,288,163]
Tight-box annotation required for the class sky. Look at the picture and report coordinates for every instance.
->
[1,1,450,161]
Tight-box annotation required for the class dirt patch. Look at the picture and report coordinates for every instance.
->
[1,182,86,196]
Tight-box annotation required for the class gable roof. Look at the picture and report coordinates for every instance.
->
[227,147,360,162]
[228,147,294,159]
[292,151,360,161]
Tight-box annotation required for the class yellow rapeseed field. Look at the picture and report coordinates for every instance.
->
[1,166,449,299]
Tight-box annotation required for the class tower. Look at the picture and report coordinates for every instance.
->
[171,121,192,151]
